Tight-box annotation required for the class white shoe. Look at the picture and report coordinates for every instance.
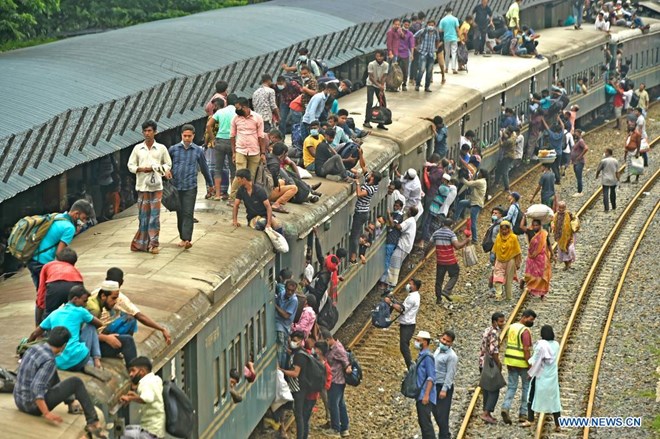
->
[531,155,539,161]
[572,192,583,197]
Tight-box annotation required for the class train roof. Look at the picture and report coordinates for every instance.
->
[0,0,558,204]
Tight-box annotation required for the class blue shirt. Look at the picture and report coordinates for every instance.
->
[14,343,59,413]
[302,92,328,124]
[40,303,93,370]
[332,125,351,148]
[414,27,441,56]
[168,142,214,191]
[547,130,564,154]
[439,15,460,42]
[275,291,298,334]
[433,347,458,392]
[539,97,552,110]
[416,349,437,404]
[34,213,75,265]
[434,126,448,156]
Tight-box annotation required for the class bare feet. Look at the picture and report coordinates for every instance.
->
[177,241,186,247]
[150,247,160,254]
[184,241,193,249]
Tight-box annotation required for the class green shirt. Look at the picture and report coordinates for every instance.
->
[213,105,235,140]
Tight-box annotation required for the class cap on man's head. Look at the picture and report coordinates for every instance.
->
[415,330,432,340]
[442,173,451,181]
[405,169,417,179]
[100,280,120,291]
[510,192,521,201]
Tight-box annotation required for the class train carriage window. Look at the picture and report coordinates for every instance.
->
[213,356,220,408]
[255,311,262,357]
[260,306,267,351]
[248,318,255,361]
[221,349,227,400]
[233,334,242,373]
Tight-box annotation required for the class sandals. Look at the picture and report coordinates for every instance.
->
[68,403,83,415]
[272,205,290,214]
[85,425,108,439]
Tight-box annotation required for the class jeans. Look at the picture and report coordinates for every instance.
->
[317,155,347,178]
[279,102,291,135]
[416,400,436,439]
[176,188,197,241]
[502,366,531,416]
[349,211,370,260]
[527,377,561,425]
[380,243,397,283]
[573,3,584,27]
[432,384,454,439]
[292,391,307,439]
[301,398,316,438]
[26,260,44,290]
[416,53,435,89]
[495,159,512,190]
[551,156,561,184]
[573,162,584,193]
[328,383,349,433]
[400,324,416,369]
[435,264,459,300]
[365,86,386,124]
[454,201,481,239]
[445,40,458,72]
[397,56,410,85]
[80,324,101,360]
[473,26,488,53]
[214,138,235,194]
[276,330,288,368]
[24,376,98,425]
[603,185,617,211]
[100,334,138,367]
[106,314,139,335]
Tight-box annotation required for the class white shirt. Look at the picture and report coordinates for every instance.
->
[398,290,420,325]
[304,263,314,284]
[397,217,417,254]
[127,142,172,192]
[595,18,610,31]
[136,372,166,438]
[563,131,574,154]
[386,190,406,213]
[623,89,633,109]
[459,136,472,148]
[515,134,525,159]
[440,185,457,217]
[636,115,647,137]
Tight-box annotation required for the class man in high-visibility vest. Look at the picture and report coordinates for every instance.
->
[501,309,536,425]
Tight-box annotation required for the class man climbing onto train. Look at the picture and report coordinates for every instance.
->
[275,279,299,368]
[348,171,381,265]
[14,326,107,438]
[120,356,166,439]
[127,120,172,254]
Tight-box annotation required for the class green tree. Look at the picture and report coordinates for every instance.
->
[0,0,60,40]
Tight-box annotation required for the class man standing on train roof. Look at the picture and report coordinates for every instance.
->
[506,0,522,34]
[127,120,172,254]
[13,326,107,439]
[414,19,442,91]
[92,267,171,344]
[168,124,214,250]
[501,309,536,425]
[230,97,267,200]
[363,50,389,130]
[439,7,461,75]
[473,0,494,55]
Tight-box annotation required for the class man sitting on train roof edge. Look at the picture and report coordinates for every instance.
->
[14,326,108,438]
[232,168,282,232]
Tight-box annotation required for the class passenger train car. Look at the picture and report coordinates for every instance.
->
[0,3,657,439]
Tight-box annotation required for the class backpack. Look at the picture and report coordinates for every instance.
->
[255,163,274,195]
[371,300,395,328]
[298,350,327,392]
[482,223,497,253]
[629,92,639,109]
[0,367,17,393]
[313,58,329,75]
[401,352,430,398]
[8,214,68,263]
[370,106,392,126]
[511,204,524,235]
[317,298,339,331]
[386,62,404,90]
[163,381,195,439]
[344,350,362,387]
[291,123,304,149]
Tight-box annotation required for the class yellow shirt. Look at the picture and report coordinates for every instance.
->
[506,2,520,28]
[459,22,471,43]
[136,373,165,438]
[303,134,325,167]
[88,289,141,332]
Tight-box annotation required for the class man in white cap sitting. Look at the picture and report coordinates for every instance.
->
[412,330,437,439]
[86,279,139,368]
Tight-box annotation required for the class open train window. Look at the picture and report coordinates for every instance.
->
[213,356,220,408]
[247,318,255,361]
[260,306,267,351]
[233,334,242,373]
[221,349,227,400]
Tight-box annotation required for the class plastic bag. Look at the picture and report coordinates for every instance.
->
[271,369,293,412]
[463,244,478,267]
[265,227,289,253]
[630,156,644,176]
[526,204,554,225]
[298,168,313,179]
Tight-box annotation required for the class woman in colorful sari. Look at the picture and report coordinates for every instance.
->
[552,201,576,270]
[492,220,522,302]
[520,216,553,299]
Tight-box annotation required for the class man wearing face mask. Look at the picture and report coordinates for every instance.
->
[120,356,165,439]
[275,280,299,368]
[413,330,437,439]
[26,200,93,309]
[230,97,266,199]
[302,84,339,141]
[363,50,389,130]
[501,309,536,425]
[385,206,418,290]
[384,279,422,369]
[275,75,302,135]
[432,330,458,439]
[279,330,309,439]
[281,47,321,77]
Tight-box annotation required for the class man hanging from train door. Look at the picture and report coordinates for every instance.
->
[127,120,172,254]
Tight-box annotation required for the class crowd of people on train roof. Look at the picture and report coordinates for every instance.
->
[4,0,654,438]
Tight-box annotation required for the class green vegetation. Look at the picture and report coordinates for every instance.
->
[652,415,660,433]
[0,0,248,52]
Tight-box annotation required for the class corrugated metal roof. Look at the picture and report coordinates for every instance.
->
[0,0,554,203]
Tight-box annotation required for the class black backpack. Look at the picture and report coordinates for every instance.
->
[163,381,195,438]
[511,204,524,235]
[629,92,640,109]
[401,353,430,398]
[317,298,339,331]
[0,367,17,393]
[344,350,363,387]
[371,300,395,328]
[482,223,497,253]
[298,350,327,392]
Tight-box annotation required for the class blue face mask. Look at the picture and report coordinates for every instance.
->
[310,129,319,137]
[439,344,450,353]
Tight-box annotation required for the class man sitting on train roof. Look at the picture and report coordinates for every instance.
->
[232,168,282,231]
[14,326,108,439]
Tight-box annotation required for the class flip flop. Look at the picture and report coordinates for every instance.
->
[85,425,108,439]
[68,403,83,415]
[272,206,289,214]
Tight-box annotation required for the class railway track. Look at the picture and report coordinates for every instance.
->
[531,170,659,438]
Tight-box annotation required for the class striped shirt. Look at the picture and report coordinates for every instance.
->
[14,343,58,413]
[168,142,214,191]
[355,184,378,213]
[432,226,458,265]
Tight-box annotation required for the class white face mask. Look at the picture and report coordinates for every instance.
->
[289,341,300,350]
[405,284,412,292]
[414,341,422,350]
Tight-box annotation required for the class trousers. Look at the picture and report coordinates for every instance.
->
[432,384,454,439]
[328,383,349,433]
[602,185,617,211]
[502,366,531,416]
[23,376,98,425]
[416,400,436,439]
[349,211,370,260]
[176,188,197,241]
[100,334,138,367]
[445,40,458,72]
[400,324,416,369]
[230,153,260,198]
[435,264,460,300]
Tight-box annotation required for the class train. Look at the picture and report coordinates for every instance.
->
[0,3,658,439]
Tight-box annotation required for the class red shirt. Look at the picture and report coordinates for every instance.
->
[37,261,83,309]
[613,88,624,108]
